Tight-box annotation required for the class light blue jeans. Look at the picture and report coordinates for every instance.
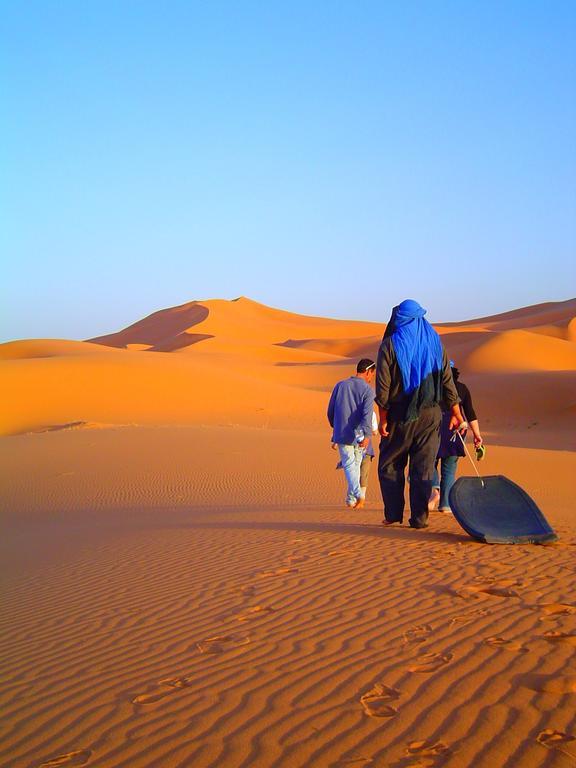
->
[338,443,364,505]
[432,455,459,510]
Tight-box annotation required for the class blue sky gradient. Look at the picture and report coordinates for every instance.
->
[3,1,575,341]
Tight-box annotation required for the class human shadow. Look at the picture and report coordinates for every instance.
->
[146,515,472,546]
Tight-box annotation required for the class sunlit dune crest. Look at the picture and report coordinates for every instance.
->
[436,297,576,334]
[89,295,384,350]
[0,338,120,360]
[466,329,576,372]
[0,296,574,438]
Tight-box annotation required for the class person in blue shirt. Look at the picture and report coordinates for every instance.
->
[333,409,378,503]
[327,359,376,509]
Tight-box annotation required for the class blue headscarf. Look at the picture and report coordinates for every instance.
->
[386,299,443,395]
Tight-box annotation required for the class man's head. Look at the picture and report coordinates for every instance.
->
[356,358,376,383]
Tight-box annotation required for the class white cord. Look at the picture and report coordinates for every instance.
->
[455,429,485,488]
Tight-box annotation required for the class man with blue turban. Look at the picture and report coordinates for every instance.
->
[376,300,464,528]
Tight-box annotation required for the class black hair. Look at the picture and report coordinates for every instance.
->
[357,358,376,374]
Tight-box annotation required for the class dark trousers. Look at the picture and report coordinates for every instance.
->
[378,406,442,528]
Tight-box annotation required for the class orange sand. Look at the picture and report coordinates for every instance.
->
[1,297,575,768]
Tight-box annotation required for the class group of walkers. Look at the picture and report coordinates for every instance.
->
[327,299,483,528]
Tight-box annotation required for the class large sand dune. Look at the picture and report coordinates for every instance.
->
[1,297,575,768]
[1,296,575,442]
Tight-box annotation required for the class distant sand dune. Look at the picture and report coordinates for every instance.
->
[436,297,576,332]
[89,296,383,352]
[89,300,210,349]
[2,296,575,439]
[0,338,120,360]
[279,335,381,360]
[0,350,330,436]
[466,329,576,372]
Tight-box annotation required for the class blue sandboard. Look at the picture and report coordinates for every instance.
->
[449,475,558,544]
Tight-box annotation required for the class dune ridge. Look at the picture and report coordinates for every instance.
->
[1,296,575,441]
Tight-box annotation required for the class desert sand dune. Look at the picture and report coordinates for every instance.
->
[0,348,333,436]
[0,338,120,360]
[465,329,576,372]
[1,297,575,767]
[89,300,211,349]
[89,296,383,352]
[2,296,575,441]
[436,297,576,333]
[279,335,382,360]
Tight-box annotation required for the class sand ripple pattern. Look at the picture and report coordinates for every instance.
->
[2,429,576,767]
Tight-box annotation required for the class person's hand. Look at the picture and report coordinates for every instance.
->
[448,414,463,431]
[359,437,369,449]
[377,407,389,438]
[378,421,389,438]
[448,404,465,433]
[473,434,483,447]
[331,442,337,451]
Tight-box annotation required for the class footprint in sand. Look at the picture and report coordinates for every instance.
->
[408,652,452,673]
[541,631,576,647]
[472,575,525,586]
[537,729,576,759]
[236,605,275,622]
[403,740,451,766]
[403,624,433,645]
[360,684,401,718]
[483,636,529,653]
[196,634,251,654]
[539,603,576,620]
[456,583,520,599]
[132,677,191,705]
[39,750,92,766]
[449,608,489,627]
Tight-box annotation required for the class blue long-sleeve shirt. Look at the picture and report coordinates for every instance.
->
[327,376,375,445]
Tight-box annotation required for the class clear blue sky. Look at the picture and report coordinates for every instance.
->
[3,1,575,341]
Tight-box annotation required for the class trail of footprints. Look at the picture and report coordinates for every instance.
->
[129,545,317,707]
[37,544,576,766]
[358,565,576,765]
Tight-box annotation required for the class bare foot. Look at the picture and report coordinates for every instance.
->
[428,488,440,511]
